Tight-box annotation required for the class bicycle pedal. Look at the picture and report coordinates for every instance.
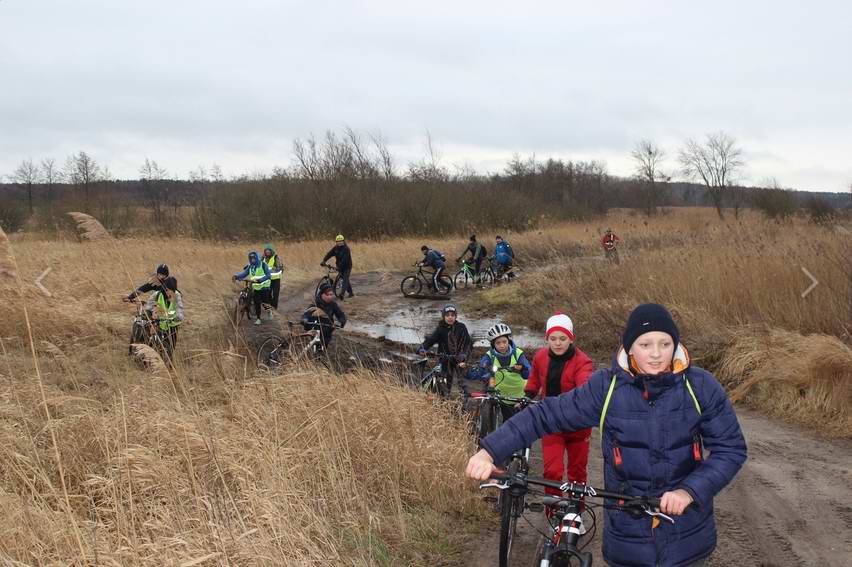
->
[527,502,544,513]
[483,495,498,504]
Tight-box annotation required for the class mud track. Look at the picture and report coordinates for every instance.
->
[228,271,852,567]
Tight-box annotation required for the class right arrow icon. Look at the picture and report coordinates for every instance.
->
[800,267,819,298]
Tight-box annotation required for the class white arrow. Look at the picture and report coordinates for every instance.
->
[800,267,818,298]
[35,267,52,297]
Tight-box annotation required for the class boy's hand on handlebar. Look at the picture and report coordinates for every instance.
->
[660,489,693,516]
[465,449,498,481]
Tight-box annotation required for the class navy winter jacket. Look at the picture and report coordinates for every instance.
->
[480,346,747,567]
[422,249,446,269]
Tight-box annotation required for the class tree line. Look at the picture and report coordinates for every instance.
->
[1,129,847,236]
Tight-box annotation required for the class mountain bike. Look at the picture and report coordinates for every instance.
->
[400,264,453,297]
[256,319,342,369]
[412,353,455,397]
[317,264,345,298]
[604,246,620,265]
[453,259,480,289]
[127,299,173,364]
[480,472,674,567]
[230,280,254,324]
[469,389,533,446]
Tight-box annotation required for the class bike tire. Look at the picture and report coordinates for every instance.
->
[333,274,345,298]
[454,270,471,290]
[129,321,145,355]
[498,458,522,567]
[436,273,453,295]
[477,400,497,444]
[400,275,422,297]
[257,336,286,369]
[479,270,495,287]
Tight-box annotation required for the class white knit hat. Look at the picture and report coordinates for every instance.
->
[546,312,575,340]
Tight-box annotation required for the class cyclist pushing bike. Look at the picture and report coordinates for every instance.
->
[469,323,531,422]
[417,304,471,398]
[456,234,488,280]
[125,263,171,301]
[300,280,347,351]
[144,276,184,362]
[321,234,354,300]
[232,251,272,326]
[602,228,620,263]
[466,304,748,567]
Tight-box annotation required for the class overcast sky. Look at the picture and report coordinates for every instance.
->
[1,0,850,191]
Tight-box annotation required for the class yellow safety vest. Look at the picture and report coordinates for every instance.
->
[265,255,282,280]
[156,291,182,331]
[249,265,271,291]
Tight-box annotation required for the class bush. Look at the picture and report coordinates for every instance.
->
[0,197,28,232]
[804,196,835,224]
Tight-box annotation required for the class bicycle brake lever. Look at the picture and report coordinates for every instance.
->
[644,507,675,524]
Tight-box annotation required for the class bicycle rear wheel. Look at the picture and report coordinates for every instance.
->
[400,275,422,297]
[257,336,286,369]
[479,269,495,287]
[436,273,453,295]
[454,270,471,290]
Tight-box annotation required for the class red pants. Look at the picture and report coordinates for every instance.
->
[542,430,590,496]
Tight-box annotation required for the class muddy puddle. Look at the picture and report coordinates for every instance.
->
[347,300,542,350]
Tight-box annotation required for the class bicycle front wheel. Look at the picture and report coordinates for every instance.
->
[400,276,422,297]
[498,458,523,567]
[315,277,332,298]
[479,269,495,287]
[333,274,345,298]
[436,273,453,295]
[257,336,286,369]
[477,400,497,444]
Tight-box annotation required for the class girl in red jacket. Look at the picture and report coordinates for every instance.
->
[525,312,594,496]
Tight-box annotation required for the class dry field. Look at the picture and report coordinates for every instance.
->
[1,206,850,565]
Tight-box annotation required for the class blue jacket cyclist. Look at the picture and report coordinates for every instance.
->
[233,251,272,326]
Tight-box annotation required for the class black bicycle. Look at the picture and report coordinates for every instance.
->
[412,352,459,397]
[127,299,174,364]
[317,264,345,299]
[400,264,453,297]
[480,472,674,567]
[470,388,533,446]
[232,280,253,324]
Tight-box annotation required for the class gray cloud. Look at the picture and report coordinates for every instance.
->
[1,0,850,190]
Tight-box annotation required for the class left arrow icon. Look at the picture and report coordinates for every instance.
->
[36,267,52,297]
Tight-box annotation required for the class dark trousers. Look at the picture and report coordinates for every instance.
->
[270,279,281,309]
[252,288,269,318]
[432,267,447,291]
[339,268,353,296]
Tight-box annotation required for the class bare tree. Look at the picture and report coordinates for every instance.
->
[64,151,101,205]
[12,158,40,214]
[678,132,745,219]
[631,139,669,215]
[40,158,60,201]
[140,158,169,223]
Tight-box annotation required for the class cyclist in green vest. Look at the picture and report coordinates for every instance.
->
[144,276,184,362]
[262,243,283,311]
[471,323,532,422]
[232,250,272,326]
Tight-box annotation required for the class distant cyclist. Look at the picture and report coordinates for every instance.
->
[417,304,472,397]
[144,276,184,362]
[418,245,449,293]
[125,263,170,301]
[494,235,515,278]
[263,244,284,309]
[456,234,488,280]
[301,280,347,350]
[321,234,354,300]
[602,228,620,262]
[232,251,272,325]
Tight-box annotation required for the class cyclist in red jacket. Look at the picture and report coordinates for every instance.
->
[601,228,620,262]
[524,312,594,497]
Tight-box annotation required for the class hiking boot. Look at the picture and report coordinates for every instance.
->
[255,318,262,326]
[347,292,354,298]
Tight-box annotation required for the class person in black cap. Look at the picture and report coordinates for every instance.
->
[125,263,171,301]
[465,303,747,567]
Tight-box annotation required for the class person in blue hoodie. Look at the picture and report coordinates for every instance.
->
[494,235,515,278]
[465,304,747,567]
[232,251,272,325]
[419,245,450,293]
[469,323,532,422]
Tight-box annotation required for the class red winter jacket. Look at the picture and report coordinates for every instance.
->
[525,346,594,440]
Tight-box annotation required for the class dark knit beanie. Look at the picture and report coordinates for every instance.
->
[622,303,680,352]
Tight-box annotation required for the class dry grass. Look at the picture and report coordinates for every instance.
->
[67,212,111,241]
[718,328,852,437]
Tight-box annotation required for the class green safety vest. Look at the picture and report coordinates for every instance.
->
[249,264,271,291]
[156,291,182,331]
[487,348,527,402]
[599,373,701,432]
[265,255,282,280]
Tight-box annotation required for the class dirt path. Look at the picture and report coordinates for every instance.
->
[230,270,852,567]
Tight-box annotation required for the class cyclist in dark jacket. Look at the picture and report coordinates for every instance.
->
[301,281,347,349]
[125,263,170,301]
[321,234,354,299]
[419,245,449,292]
[417,304,472,396]
[466,304,747,567]
[456,234,488,277]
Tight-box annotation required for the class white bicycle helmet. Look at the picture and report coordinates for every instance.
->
[486,323,512,343]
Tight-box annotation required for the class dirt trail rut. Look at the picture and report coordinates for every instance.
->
[230,270,852,566]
